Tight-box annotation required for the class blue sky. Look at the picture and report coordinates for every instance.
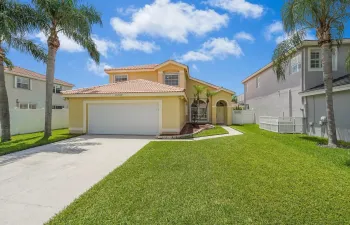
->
[8,0,350,94]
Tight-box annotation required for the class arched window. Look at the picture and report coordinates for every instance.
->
[216,100,227,107]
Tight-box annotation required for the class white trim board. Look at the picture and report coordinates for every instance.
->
[299,84,350,97]
[82,100,163,135]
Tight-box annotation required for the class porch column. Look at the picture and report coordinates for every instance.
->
[212,105,217,124]
[227,106,233,125]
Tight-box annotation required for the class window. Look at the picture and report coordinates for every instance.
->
[256,76,260,88]
[16,76,30,90]
[309,47,337,71]
[52,105,64,109]
[291,54,302,74]
[164,73,179,86]
[310,49,321,69]
[114,75,128,82]
[53,84,62,93]
[18,102,37,109]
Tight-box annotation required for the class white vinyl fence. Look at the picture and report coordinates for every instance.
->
[232,110,255,125]
[259,116,304,133]
[0,109,68,136]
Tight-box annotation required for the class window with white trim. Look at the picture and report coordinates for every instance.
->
[16,76,30,90]
[291,54,302,74]
[17,102,37,109]
[114,75,128,82]
[164,73,179,86]
[52,105,64,109]
[53,84,62,93]
[256,76,260,88]
[309,48,337,71]
[310,49,321,69]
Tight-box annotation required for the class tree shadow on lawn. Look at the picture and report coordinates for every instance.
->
[0,137,102,165]
[299,136,350,149]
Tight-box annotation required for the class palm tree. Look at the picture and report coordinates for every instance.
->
[32,0,102,138]
[272,0,350,147]
[232,94,237,104]
[0,1,46,142]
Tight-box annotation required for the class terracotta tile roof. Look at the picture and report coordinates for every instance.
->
[61,79,185,95]
[104,64,159,71]
[5,66,74,87]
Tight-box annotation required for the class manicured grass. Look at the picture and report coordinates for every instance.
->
[193,125,228,138]
[48,125,350,224]
[0,129,80,156]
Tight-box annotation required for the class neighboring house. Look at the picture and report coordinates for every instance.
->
[4,67,74,109]
[237,94,244,106]
[62,60,234,135]
[242,40,350,141]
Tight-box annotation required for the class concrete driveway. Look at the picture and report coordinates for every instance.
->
[0,135,152,225]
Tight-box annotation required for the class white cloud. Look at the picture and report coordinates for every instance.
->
[206,0,264,18]
[192,64,199,71]
[120,38,159,53]
[178,37,243,62]
[35,32,84,52]
[92,35,118,58]
[264,21,284,41]
[35,32,117,58]
[234,31,255,42]
[116,5,138,16]
[110,0,229,44]
[264,21,316,44]
[86,59,112,77]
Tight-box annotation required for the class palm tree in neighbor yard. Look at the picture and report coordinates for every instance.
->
[0,1,46,142]
[32,0,102,138]
[272,0,350,147]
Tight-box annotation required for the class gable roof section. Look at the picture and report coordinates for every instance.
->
[241,39,350,84]
[5,66,74,87]
[104,60,187,73]
[190,77,235,95]
[61,79,185,95]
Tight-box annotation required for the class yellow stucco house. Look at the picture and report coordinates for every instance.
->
[62,60,234,135]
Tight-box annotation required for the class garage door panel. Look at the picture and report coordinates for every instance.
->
[88,103,159,135]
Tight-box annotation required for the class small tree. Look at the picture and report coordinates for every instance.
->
[272,0,350,147]
[0,1,46,142]
[32,0,102,139]
[192,85,206,125]
[232,94,237,103]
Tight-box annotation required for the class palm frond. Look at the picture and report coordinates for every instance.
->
[9,37,47,62]
[272,32,303,81]
[3,56,13,69]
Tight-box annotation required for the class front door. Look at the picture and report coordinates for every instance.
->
[216,107,225,124]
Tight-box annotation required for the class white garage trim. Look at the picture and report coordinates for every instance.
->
[83,100,162,135]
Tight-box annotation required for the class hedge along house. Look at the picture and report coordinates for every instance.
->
[62,60,234,135]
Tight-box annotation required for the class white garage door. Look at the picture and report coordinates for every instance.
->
[88,103,160,135]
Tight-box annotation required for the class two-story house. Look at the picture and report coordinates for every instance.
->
[242,40,350,141]
[5,66,73,109]
[62,60,234,135]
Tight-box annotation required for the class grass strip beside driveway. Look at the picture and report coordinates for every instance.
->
[0,129,80,156]
[193,125,228,138]
[48,125,350,224]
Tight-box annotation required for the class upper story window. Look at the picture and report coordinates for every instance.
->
[256,76,260,88]
[53,84,62,94]
[291,54,301,74]
[52,105,64,109]
[16,76,30,90]
[309,47,337,71]
[164,73,179,86]
[114,75,128,82]
[17,102,37,109]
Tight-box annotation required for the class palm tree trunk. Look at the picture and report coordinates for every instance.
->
[0,47,11,142]
[321,42,337,147]
[44,44,58,138]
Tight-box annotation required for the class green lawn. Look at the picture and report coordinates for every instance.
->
[193,125,228,138]
[0,129,80,156]
[48,125,350,224]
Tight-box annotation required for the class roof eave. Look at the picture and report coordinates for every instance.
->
[61,91,187,99]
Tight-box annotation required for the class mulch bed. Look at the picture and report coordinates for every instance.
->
[180,124,212,135]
